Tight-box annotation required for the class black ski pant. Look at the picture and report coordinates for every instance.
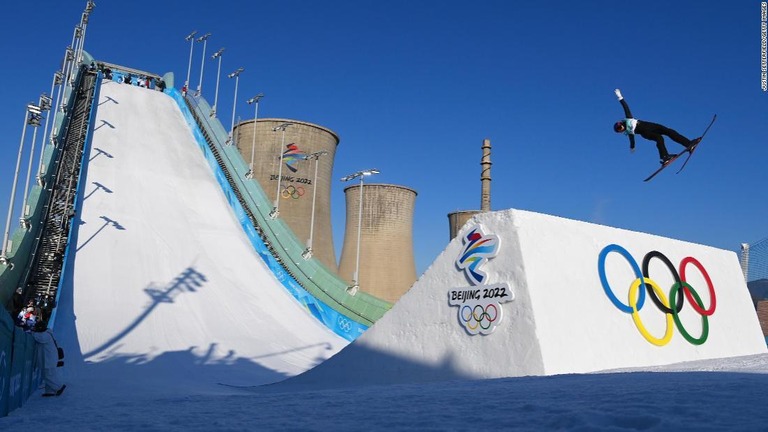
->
[635,121,693,159]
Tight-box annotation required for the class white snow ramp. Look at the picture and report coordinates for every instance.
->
[54,80,346,395]
[286,209,766,387]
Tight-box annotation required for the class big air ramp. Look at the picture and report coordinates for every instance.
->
[282,208,766,388]
[54,79,347,394]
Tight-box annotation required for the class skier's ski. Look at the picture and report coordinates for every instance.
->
[675,114,717,174]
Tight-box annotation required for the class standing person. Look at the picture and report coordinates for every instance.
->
[32,321,66,397]
[613,88,701,165]
[17,306,37,331]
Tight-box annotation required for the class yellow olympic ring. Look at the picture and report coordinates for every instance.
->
[629,277,674,346]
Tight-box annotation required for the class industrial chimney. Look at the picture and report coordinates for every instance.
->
[447,138,491,240]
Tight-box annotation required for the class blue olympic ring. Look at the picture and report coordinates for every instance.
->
[598,244,646,313]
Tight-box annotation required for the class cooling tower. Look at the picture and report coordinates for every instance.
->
[448,210,480,240]
[233,118,339,271]
[338,184,417,303]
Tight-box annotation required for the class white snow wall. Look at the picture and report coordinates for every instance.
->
[286,208,767,387]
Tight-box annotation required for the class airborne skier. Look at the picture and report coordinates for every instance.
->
[613,88,701,166]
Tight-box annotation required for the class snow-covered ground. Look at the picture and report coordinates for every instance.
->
[2,353,768,431]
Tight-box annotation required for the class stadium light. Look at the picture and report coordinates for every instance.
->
[195,32,211,96]
[226,67,244,145]
[245,94,264,178]
[210,48,225,117]
[184,30,197,91]
[2,104,41,263]
[340,168,380,294]
[301,151,329,260]
[269,123,294,219]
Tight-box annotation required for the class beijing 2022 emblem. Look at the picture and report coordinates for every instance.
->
[448,225,514,335]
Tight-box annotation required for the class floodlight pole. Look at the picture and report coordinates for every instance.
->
[1,105,40,263]
[245,94,264,178]
[226,67,244,145]
[61,46,74,109]
[195,33,211,96]
[75,1,95,65]
[269,123,294,218]
[210,48,225,117]
[340,168,380,294]
[184,30,198,91]
[71,25,82,83]
[20,97,46,228]
[38,71,61,183]
[301,151,328,259]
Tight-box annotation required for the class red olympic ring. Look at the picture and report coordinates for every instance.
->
[679,256,716,316]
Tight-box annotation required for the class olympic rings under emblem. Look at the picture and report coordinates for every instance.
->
[597,244,716,346]
[281,185,305,200]
[459,303,499,331]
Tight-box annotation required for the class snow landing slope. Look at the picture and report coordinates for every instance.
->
[278,209,766,389]
[52,79,347,396]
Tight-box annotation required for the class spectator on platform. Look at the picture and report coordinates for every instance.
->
[124,74,132,85]
[12,287,24,313]
[17,306,37,331]
[32,321,66,397]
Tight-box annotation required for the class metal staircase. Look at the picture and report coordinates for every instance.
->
[20,66,98,316]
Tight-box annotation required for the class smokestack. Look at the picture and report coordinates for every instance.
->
[447,138,492,240]
[480,138,491,212]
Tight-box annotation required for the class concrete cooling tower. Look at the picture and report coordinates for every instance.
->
[448,210,480,240]
[233,118,339,271]
[338,184,417,303]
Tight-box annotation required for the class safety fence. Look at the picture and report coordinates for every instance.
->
[0,311,42,417]
[741,237,768,283]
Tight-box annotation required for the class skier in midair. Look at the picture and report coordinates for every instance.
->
[613,88,701,165]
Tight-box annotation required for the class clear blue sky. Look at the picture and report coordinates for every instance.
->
[1,0,765,274]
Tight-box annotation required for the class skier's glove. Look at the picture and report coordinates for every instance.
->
[614,89,623,100]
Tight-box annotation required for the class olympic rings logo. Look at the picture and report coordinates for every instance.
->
[281,185,305,200]
[459,303,499,333]
[337,317,352,332]
[598,244,717,346]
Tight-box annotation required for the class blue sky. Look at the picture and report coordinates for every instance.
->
[1,0,766,274]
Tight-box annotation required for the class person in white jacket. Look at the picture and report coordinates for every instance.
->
[32,321,66,397]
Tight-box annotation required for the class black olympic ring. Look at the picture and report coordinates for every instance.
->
[642,251,684,314]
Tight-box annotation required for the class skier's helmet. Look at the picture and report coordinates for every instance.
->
[613,121,625,133]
